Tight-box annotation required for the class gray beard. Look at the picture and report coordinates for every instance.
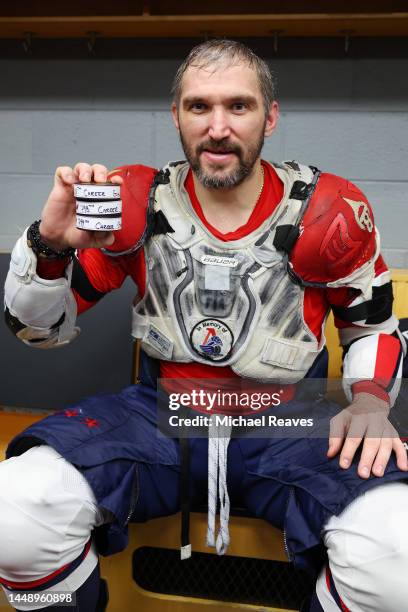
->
[179,131,265,190]
[193,163,251,189]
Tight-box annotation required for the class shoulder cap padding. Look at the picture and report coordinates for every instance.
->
[290,172,377,283]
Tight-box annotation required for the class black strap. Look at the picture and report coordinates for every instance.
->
[180,437,191,553]
[332,283,394,324]
[180,414,191,556]
[4,306,26,335]
[273,224,300,254]
[273,166,321,260]
[71,257,106,303]
[4,307,64,339]
[142,168,173,243]
[154,167,171,185]
[151,210,175,236]
[169,160,186,168]
[289,180,314,201]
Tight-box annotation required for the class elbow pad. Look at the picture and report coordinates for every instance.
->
[342,333,403,407]
[4,229,80,347]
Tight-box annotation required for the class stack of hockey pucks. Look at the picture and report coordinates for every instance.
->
[74,183,122,231]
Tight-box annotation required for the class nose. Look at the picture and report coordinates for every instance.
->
[208,107,231,141]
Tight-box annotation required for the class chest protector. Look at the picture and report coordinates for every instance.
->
[132,161,330,383]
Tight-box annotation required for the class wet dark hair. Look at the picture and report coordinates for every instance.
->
[171,39,277,116]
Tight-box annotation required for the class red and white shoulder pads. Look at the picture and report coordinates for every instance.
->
[290,173,377,284]
[104,164,158,255]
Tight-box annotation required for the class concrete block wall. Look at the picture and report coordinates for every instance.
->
[0,52,407,409]
[0,56,407,265]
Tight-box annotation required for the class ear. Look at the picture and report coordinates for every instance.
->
[264,101,279,138]
[171,102,180,132]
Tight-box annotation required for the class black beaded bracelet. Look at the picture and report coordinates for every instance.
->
[27,220,75,260]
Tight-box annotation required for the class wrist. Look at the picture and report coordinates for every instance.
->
[27,220,74,260]
[38,220,70,252]
[352,381,390,406]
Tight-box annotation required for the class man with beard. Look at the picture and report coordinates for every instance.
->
[2,39,408,612]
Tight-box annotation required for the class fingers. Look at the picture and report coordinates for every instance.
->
[338,414,392,476]
[109,174,123,185]
[366,421,407,477]
[327,410,349,458]
[327,437,343,458]
[328,409,385,476]
[54,166,76,187]
[74,163,109,183]
[55,164,122,188]
[361,437,408,478]
[337,436,406,479]
[339,436,364,471]
[393,438,408,472]
[328,412,408,478]
[358,437,384,478]
[91,231,115,249]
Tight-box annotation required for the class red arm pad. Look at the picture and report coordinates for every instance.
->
[105,164,158,255]
[290,173,376,284]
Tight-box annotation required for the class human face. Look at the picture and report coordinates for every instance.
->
[172,62,278,189]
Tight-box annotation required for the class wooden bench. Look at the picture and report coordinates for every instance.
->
[1,270,408,612]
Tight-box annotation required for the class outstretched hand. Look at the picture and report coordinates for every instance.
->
[39,162,123,252]
[327,391,408,479]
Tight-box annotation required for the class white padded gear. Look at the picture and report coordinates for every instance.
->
[338,314,399,346]
[317,482,408,612]
[4,229,80,347]
[132,161,325,383]
[0,446,100,610]
[342,333,402,406]
[338,268,399,346]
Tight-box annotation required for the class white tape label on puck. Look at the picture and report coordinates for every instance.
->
[76,201,122,215]
[76,215,122,231]
[74,183,121,200]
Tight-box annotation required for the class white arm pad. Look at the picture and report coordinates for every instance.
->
[4,229,80,347]
[342,333,403,406]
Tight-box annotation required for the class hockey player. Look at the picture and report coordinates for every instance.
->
[2,39,408,611]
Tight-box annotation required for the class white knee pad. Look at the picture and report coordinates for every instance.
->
[319,482,408,612]
[0,446,101,608]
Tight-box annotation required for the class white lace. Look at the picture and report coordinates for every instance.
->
[206,421,232,555]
